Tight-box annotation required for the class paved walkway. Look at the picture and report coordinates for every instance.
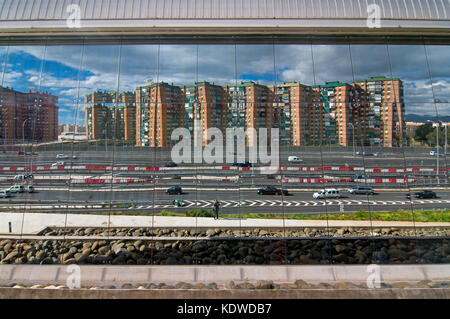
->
[0,212,449,235]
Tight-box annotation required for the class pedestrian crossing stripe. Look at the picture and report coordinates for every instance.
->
[2,199,450,210]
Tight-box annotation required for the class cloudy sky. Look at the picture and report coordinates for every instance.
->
[1,44,449,125]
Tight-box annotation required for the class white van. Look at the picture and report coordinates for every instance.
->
[313,188,341,199]
[8,185,25,193]
[288,156,303,163]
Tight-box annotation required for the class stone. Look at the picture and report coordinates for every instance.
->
[40,257,53,265]
[299,255,309,264]
[335,282,360,289]
[391,282,413,288]
[335,245,347,253]
[74,253,88,264]
[175,282,193,289]
[1,251,18,263]
[237,282,255,289]
[98,246,109,255]
[63,258,77,265]
[255,280,274,289]
[206,229,216,237]
[295,280,310,289]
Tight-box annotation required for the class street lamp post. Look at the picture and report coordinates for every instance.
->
[105,122,109,153]
[22,118,29,153]
[445,124,448,155]
[349,123,355,157]
[433,123,440,185]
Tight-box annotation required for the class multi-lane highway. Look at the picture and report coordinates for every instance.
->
[2,187,449,214]
[0,148,448,215]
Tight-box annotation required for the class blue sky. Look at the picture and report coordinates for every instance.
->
[1,44,449,125]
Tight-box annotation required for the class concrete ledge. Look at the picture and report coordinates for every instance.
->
[0,287,449,299]
[0,265,449,288]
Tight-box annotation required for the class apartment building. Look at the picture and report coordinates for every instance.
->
[356,76,405,147]
[311,81,353,147]
[223,81,274,147]
[0,87,59,142]
[136,81,185,147]
[182,82,227,146]
[85,104,111,140]
[85,91,136,141]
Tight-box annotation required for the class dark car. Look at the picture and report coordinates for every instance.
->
[233,161,252,168]
[356,151,374,156]
[349,186,374,195]
[165,162,178,168]
[166,186,183,195]
[17,151,25,156]
[257,186,288,196]
[406,190,437,199]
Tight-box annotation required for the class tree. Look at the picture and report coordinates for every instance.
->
[426,126,449,147]
[414,123,434,144]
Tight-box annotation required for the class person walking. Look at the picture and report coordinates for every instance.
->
[213,200,220,220]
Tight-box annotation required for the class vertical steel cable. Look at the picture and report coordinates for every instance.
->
[107,42,123,240]
[234,41,243,242]
[385,41,417,240]
[21,40,48,240]
[423,42,448,240]
[310,42,332,265]
[1,45,9,148]
[272,37,288,264]
[423,43,449,186]
[64,41,86,240]
[233,39,244,245]
[151,42,161,252]
[347,41,375,239]
[195,41,199,252]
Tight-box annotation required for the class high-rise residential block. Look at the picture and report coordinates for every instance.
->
[183,82,227,146]
[85,91,136,141]
[136,81,185,147]
[355,76,405,147]
[0,87,59,142]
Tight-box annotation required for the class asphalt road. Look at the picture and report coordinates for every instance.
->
[2,188,449,214]
[0,149,448,168]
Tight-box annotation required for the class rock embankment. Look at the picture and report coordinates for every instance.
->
[0,238,448,265]
[4,279,449,290]
[38,226,449,238]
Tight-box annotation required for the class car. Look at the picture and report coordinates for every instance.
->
[8,185,24,193]
[349,186,375,195]
[14,174,33,181]
[0,190,11,198]
[165,162,178,168]
[166,186,183,195]
[56,154,69,159]
[51,161,65,167]
[430,151,444,157]
[406,190,437,199]
[72,155,78,159]
[17,151,25,156]
[257,186,288,196]
[26,185,35,193]
[354,174,368,180]
[233,161,252,168]
[356,151,374,156]
[288,156,303,163]
[313,188,341,199]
